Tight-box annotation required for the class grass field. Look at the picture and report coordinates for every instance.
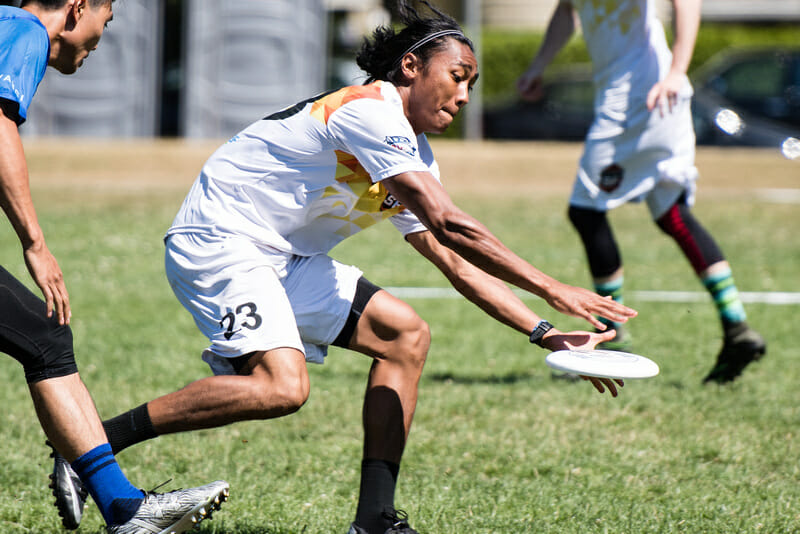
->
[0,140,798,533]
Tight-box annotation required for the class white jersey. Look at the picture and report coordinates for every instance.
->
[570,0,692,115]
[167,81,434,256]
[567,0,698,217]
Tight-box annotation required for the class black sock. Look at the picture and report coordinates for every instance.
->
[354,459,400,533]
[102,403,158,455]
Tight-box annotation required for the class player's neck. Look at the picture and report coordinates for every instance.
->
[22,5,69,44]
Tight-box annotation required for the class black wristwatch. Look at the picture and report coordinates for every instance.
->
[529,320,554,347]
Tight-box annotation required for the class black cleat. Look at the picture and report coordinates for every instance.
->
[703,323,766,384]
[348,507,419,534]
[48,442,89,530]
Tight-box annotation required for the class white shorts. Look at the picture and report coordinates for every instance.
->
[570,95,699,219]
[164,232,363,373]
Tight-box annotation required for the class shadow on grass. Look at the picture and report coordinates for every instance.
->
[79,518,317,534]
[197,522,314,534]
[424,369,540,385]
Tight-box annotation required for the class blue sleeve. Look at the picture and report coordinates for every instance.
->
[0,16,49,124]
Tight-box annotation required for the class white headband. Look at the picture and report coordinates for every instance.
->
[394,29,465,67]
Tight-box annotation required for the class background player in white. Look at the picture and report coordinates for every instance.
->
[0,1,228,532]
[50,2,636,533]
[517,0,765,384]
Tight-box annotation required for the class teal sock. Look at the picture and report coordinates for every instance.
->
[71,444,144,526]
[595,276,624,329]
[702,267,746,327]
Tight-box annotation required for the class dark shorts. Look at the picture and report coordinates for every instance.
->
[331,276,382,348]
[0,266,78,383]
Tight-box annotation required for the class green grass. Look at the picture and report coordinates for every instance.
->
[0,145,798,533]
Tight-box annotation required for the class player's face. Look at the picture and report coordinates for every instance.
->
[404,39,478,134]
[51,1,113,74]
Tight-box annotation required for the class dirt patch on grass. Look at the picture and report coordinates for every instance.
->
[22,138,798,198]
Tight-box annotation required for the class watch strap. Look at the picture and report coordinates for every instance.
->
[529,320,554,346]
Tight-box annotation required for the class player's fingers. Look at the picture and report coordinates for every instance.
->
[646,83,660,111]
[605,379,619,397]
[597,296,638,321]
[54,282,71,325]
[666,90,678,113]
[53,291,65,325]
[596,329,616,342]
[42,286,55,320]
[597,377,619,397]
[581,311,606,330]
[584,376,605,394]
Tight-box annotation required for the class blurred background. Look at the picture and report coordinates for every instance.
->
[2,0,799,152]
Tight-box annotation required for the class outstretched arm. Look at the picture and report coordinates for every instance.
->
[0,106,70,324]
[646,0,701,112]
[406,229,618,345]
[517,1,577,101]
[383,170,637,330]
[406,230,624,397]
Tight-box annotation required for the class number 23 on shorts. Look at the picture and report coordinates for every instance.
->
[219,302,263,340]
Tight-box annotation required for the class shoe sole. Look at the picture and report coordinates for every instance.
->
[157,484,230,534]
[48,444,86,530]
[49,471,84,530]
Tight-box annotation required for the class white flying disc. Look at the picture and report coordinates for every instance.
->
[545,349,659,379]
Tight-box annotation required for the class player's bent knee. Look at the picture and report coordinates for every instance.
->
[246,349,310,416]
[272,375,310,415]
[248,372,309,417]
[409,318,431,360]
[393,316,430,370]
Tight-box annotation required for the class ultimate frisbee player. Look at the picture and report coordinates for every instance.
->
[0,1,228,532]
[518,0,766,383]
[49,1,635,532]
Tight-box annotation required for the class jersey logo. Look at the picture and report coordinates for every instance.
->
[599,163,624,192]
[0,73,25,102]
[380,192,402,211]
[384,135,417,157]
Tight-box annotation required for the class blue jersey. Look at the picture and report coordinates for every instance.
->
[0,6,49,125]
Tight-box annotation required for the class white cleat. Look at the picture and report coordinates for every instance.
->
[107,480,229,534]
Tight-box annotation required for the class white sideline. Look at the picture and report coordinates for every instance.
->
[384,287,800,305]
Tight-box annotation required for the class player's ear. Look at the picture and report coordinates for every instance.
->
[398,53,422,82]
[68,0,86,25]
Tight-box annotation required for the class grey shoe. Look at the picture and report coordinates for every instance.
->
[48,442,89,530]
[107,480,229,534]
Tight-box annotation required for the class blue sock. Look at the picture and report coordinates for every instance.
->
[71,443,144,526]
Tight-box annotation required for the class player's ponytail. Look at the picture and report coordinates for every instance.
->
[356,0,473,84]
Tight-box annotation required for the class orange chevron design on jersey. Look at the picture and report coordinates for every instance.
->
[320,150,405,234]
[309,82,385,124]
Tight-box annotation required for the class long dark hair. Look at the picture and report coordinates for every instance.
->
[356,0,473,84]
